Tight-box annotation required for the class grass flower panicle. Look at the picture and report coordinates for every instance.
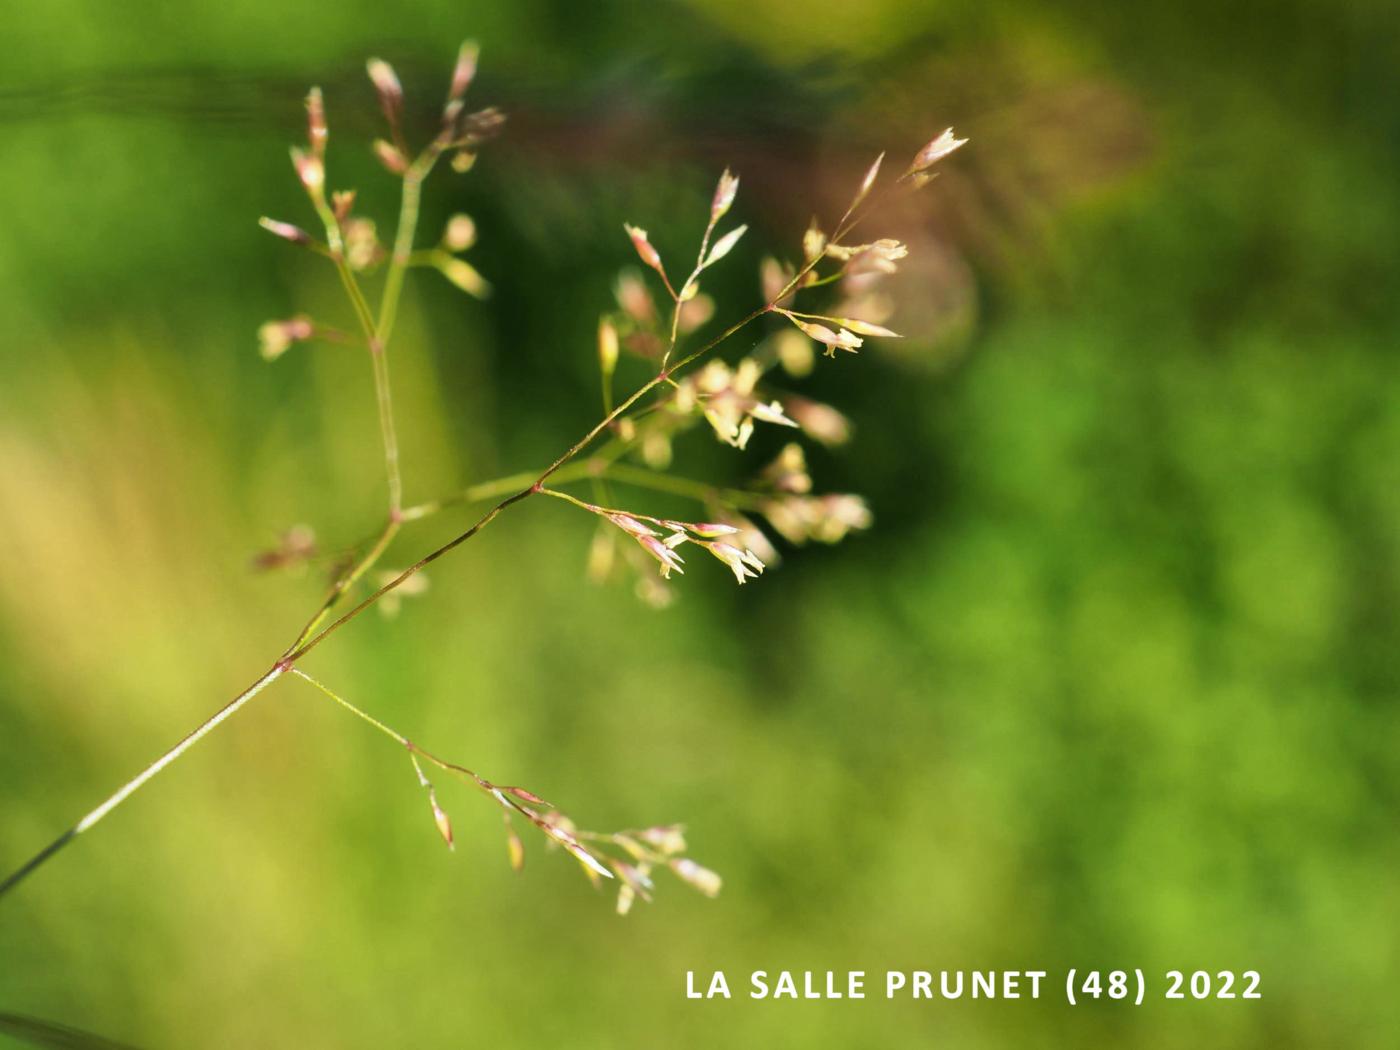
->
[0,41,967,914]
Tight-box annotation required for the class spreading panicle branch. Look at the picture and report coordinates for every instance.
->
[0,41,967,906]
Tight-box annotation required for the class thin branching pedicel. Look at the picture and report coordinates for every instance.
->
[0,42,966,914]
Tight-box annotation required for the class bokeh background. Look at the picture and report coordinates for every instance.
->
[2,0,1398,1046]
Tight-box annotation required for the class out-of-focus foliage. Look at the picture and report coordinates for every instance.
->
[1,0,1397,1047]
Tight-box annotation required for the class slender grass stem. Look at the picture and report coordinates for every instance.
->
[0,665,286,898]
[660,192,723,370]
[398,461,595,521]
[536,486,596,512]
[331,258,379,346]
[290,667,406,747]
[289,669,489,797]
[286,518,400,654]
[289,668,624,880]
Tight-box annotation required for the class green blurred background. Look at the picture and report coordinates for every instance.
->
[1,0,1398,1046]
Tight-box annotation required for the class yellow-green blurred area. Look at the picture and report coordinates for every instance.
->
[1,0,1398,1046]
